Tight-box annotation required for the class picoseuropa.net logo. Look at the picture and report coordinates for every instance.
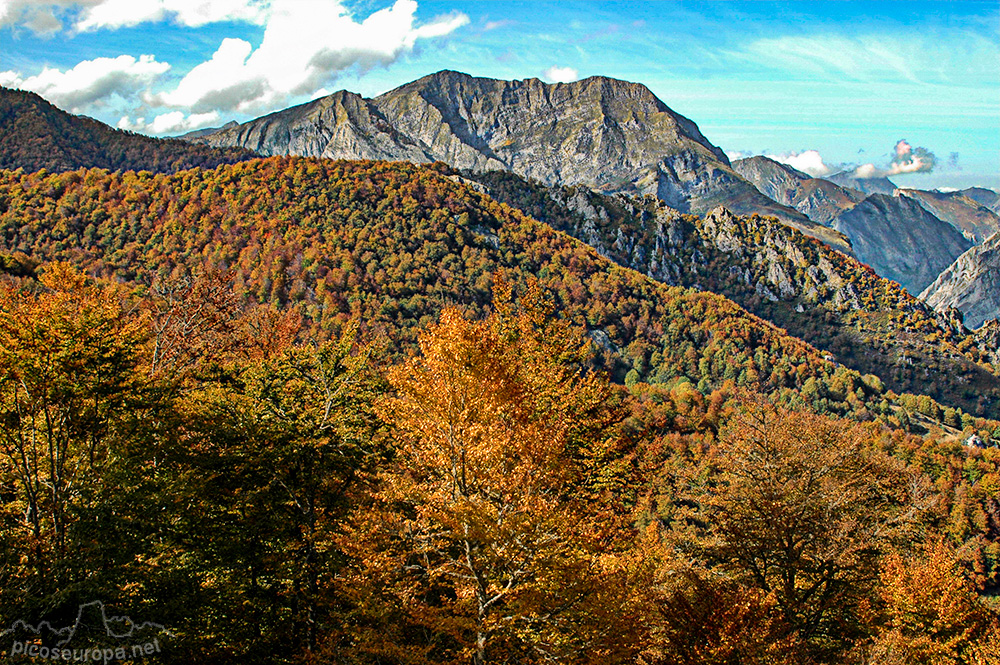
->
[1,601,172,662]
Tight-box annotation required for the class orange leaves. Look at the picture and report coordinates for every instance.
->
[871,538,1000,664]
[0,263,153,596]
[349,293,634,663]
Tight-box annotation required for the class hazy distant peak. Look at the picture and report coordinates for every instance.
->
[734,155,811,181]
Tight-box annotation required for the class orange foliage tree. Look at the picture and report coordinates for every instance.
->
[0,263,153,606]
[870,537,1000,664]
[341,284,636,664]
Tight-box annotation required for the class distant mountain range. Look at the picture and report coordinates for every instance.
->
[732,155,993,294]
[921,233,1000,330]
[186,70,851,253]
[897,188,1000,243]
[1,70,997,329]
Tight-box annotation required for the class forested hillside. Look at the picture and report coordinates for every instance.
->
[0,87,256,174]
[0,157,898,420]
[465,169,1000,419]
[1,157,999,664]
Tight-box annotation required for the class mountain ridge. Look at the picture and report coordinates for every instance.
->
[0,87,256,174]
[188,70,851,253]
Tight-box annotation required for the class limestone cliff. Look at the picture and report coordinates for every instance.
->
[920,233,1000,329]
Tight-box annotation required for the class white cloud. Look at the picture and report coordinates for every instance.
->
[75,0,268,32]
[0,54,169,111]
[725,150,752,162]
[119,110,220,135]
[148,0,469,114]
[853,163,881,179]
[542,66,579,84]
[0,0,95,34]
[766,149,835,177]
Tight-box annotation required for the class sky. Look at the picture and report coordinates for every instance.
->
[1,0,996,190]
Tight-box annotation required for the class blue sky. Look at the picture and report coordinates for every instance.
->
[1,0,996,189]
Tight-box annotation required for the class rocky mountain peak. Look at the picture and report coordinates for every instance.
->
[186,70,843,248]
[832,193,972,293]
[734,155,810,181]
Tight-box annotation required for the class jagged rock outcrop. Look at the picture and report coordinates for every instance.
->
[733,156,865,225]
[192,70,850,252]
[898,188,1000,243]
[973,320,1000,366]
[920,233,1000,329]
[832,194,972,293]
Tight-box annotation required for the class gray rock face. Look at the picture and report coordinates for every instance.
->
[897,188,1000,243]
[733,156,865,225]
[373,72,730,186]
[197,90,433,162]
[192,70,846,250]
[920,233,1000,329]
[826,171,898,195]
[832,194,973,294]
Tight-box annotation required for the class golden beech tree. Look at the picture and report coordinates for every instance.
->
[342,283,636,664]
[870,538,1000,665]
[0,263,151,602]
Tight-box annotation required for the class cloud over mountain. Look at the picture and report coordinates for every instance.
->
[0,54,169,112]
[542,66,579,83]
[0,0,468,133]
[145,0,468,115]
[766,150,836,177]
[852,139,938,179]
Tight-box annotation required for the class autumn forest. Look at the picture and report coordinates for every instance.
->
[0,157,999,664]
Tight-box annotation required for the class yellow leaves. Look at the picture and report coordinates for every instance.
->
[381,306,570,503]
[38,261,88,292]
[873,538,999,664]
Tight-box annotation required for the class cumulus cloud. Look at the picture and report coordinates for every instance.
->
[766,149,835,177]
[732,141,941,181]
[852,163,882,179]
[118,110,220,134]
[887,138,936,175]
[850,139,938,179]
[542,66,579,84]
[0,0,91,34]
[0,54,169,111]
[148,0,469,114]
[725,150,752,162]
